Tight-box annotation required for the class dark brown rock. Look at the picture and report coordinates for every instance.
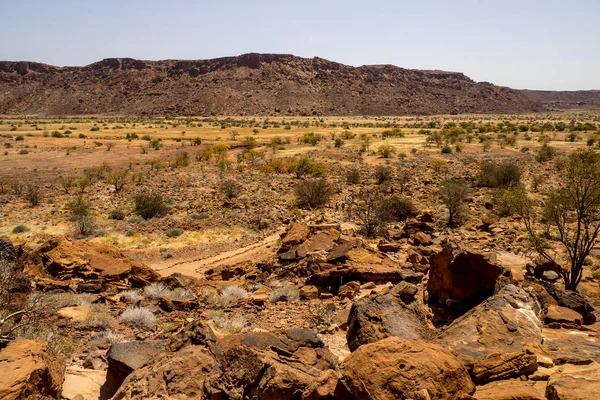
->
[427,247,505,309]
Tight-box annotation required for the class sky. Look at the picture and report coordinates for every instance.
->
[1,0,598,90]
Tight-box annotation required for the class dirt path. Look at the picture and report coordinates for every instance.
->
[152,230,284,278]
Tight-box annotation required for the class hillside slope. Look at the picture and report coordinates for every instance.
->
[0,53,540,116]
[520,89,600,110]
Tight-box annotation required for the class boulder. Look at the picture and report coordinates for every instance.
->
[22,237,160,288]
[427,247,506,309]
[0,339,64,400]
[472,352,538,384]
[346,285,429,352]
[474,380,546,400]
[100,341,164,399]
[436,285,544,367]
[340,337,475,399]
[546,362,600,400]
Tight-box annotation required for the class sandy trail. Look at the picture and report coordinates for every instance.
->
[152,230,284,278]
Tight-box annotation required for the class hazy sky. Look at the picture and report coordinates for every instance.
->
[1,0,598,90]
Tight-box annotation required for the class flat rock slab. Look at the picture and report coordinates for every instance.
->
[542,328,600,365]
[62,367,106,400]
[474,379,546,400]
[546,362,600,400]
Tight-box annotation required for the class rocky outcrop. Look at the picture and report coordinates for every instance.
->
[436,284,544,367]
[114,322,342,399]
[340,337,475,399]
[22,237,160,288]
[427,247,507,310]
[278,224,404,286]
[346,282,428,351]
[0,339,64,400]
[0,54,540,116]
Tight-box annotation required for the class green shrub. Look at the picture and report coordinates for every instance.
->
[477,161,522,188]
[109,209,125,220]
[535,144,557,162]
[12,225,29,234]
[380,196,417,222]
[374,166,392,184]
[134,191,168,219]
[346,167,360,184]
[294,179,333,209]
[166,228,184,238]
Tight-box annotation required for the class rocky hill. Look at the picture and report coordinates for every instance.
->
[0,53,540,116]
[520,89,600,110]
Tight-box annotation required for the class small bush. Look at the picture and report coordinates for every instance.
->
[346,167,360,184]
[83,312,115,330]
[378,144,396,158]
[205,310,246,333]
[143,282,171,299]
[221,286,249,301]
[477,161,522,188]
[134,191,168,219]
[24,184,42,206]
[441,145,452,154]
[439,179,471,227]
[269,286,300,303]
[535,144,557,163]
[109,209,125,220]
[12,225,29,234]
[374,166,392,184]
[120,290,142,303]
[171,288,194,299]
[220,180,242,199]
[166,228,184,238]
[294,179,333,209]
[380,196,417,222]
[121,306,156,330]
